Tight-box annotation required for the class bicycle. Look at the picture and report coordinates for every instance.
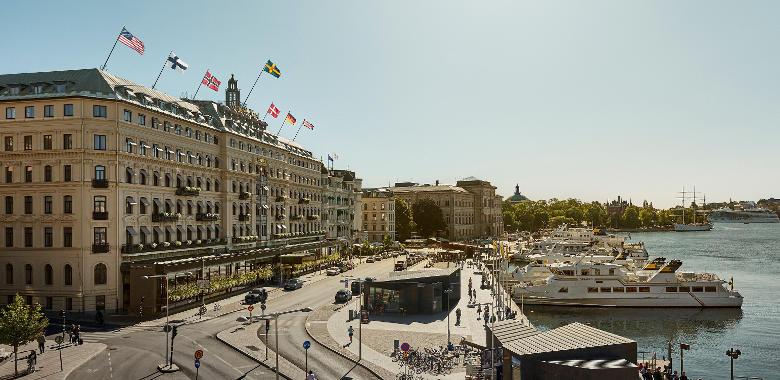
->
[213,302,222,311]
[198,306,207,316]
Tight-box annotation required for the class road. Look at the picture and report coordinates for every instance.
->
[66,255,401,379]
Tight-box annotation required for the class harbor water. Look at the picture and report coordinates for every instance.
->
[521,223,777,380]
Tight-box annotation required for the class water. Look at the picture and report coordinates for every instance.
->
[521,224,778,380]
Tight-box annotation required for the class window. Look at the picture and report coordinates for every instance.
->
[33,85,43,94]
[6,107,15,119]
[44,105,54,117]
[139,141,147,155]
[705,286,717,292]
[25,106,34,118]
[44,228,53,247]
[125,138,134,153]
[63,264,73,286]
[43,135,52,150]
[174,125,181,135]
[138,114,145,125]
[165,147,171,160]
[64,165,72,182]
[5,196,12,214]
[164,122,170,132]
[94,165,105,179]
[666,287,677,292]
[64,227,72,247]
[587,287,598,293]
[94,263,107,285]
[124,110,131,122]
[44,166,52,182]
[639,287,651,293]
[152,144,159,158]
[9,87,18,95]
[65,298,72,310]
[152,118,159,129]
[692,286,703,292]
[93,105,106,117]
[63,104,73,116]
[63,134,72,149]
[44,196,52,214]
[4,136,11,151]
[558,287,568,293]
[56,83,66,93]
[601,287,611,292]
[5,228,12,247]
[25,227,33,247]
[94,196,106,212]
[45,297,53,309]
[94,135,106,150]
[24,136,32,150]
[125,198,133,214]
[94,227,107,244]
[24,196,32,214]
[679,286,690,292]
[64,196,72,214]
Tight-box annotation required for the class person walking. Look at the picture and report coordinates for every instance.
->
[477,305,482,320]
[37,332,46,353]
[67,325,74,345]
[75,325,81,345]
[27,350,36,373]
[348,326,354,343]
[307,370,315,380]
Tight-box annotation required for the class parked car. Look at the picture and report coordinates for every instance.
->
[373,254,382,261]
[326,267,341,276]
[395,260,407,271]
[344,262,355,270]
[335,289,352,303]
[351,280,365,294]
[245,288,268,304]
[284,279,303,290]
[365,257,375,263]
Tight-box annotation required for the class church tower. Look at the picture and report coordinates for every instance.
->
[225,74,240,107]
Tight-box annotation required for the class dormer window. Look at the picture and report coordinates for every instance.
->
[171,106,178,115]
[56,84,66,93]
[33,85,44,94]
[9,86,19,95]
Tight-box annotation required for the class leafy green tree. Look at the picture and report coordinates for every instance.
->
[411,198,447,238]
[0,294,49,376]
[360,239,373,257]
[658,210,671,226]
[395,198,414,241]
[609,211,622,228]
[585,202,606,227]
[383,234,394,251]
[549,216,577,228]
[622,206,641,228]
[639,207,658,227]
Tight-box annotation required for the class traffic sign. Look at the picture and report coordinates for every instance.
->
[303,341,311,350]
[54,336,64,345]
[248,305,254,312]
[401,343,410,352]
[194,359,200,368]
[261,304,266,310]
[163,324,172,333]
[194,350,203,359]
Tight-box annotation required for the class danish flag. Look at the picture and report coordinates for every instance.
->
[267,103,281,118]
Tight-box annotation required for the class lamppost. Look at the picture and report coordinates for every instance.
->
[143,271,191,369]
[726,348,741,380]
[262,307,313,380]
[444,288,453,344]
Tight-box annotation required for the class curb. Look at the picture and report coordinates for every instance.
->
[215,329,293,380]
[304,304,387,380]
[61,343,107,380]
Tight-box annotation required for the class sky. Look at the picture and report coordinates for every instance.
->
[3,1,780,209]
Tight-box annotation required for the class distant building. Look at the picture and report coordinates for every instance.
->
[321,168,362,245]
[606,196,631,217]
[507,184,530,205]
[757,198,780,211]
[361,188,395,243]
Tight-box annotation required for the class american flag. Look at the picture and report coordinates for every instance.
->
[267,103,280,118]
[303,120,314,130]
[118,27,144,55]
[202,71,221,91]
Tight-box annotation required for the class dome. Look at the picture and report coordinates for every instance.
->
[508,184,530,204]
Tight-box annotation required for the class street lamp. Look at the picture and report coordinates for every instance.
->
[143,271,191,369]
[260,306,313,380]
[726,348,741,380]
[444,288,453,344]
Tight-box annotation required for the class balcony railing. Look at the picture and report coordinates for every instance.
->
[275,196,287,202]
[92,243,110,253]
[272,230,326,240]
[239,192,252,200]
[121,239,228,254]
[152,212,181,222]
[176,187,201,196]
[232,235,258,244]
[307,215,320,220]
[298,198,310,204]
[238,213,251,221]
[92,211,108,220]
[196,213,219,221]
[92,179,109,188]
[290,215,304,221]
[275,214,286,220]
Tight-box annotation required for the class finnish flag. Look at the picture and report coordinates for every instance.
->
[166,52,188,73]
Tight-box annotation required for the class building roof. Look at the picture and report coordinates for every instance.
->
[391,184,470,194]
[503,322,635,356]
[374,267,460,282]
[508,184,530,203]
[491,319,542,343]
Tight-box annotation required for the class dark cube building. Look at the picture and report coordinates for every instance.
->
[363,268,461,315]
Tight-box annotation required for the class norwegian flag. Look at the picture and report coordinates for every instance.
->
[267,103,281,118]
[202,71,221,91]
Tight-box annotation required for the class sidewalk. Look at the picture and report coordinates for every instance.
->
[0,341,105,380]
[216,323,302,380]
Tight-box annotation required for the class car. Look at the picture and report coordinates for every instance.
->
[245,288,268,304]
[364,277,376,282]
[373,254,382,261]
[395,260,407,271]
[344,262,355,270]
[326,267,341,276]
[284,279,303,290]
[335,289,352,303]
[365,257,375,263]
[351,280,365,294]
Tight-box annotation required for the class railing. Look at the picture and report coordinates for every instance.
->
[307,215,320,220]
[152,213,181,222]
[298,198,310,204]
[121,239,228,254]
[232,236,258,244]
[275,196,286,202]
[239,192,252,200]
[196,213,219,221]
[176,187,200,196]
[92,243,110,253]
[92,211,108,220]
[272,230,326,239]
[276,214,286,220]
[91,179,109,188]
[238,213,251,221]
[290,215,304,221]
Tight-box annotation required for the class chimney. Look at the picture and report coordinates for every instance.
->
[436,180,439,186]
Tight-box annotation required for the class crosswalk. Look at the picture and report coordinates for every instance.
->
[75,324,158,344]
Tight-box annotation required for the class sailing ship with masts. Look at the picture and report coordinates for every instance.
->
[674,186,713,232]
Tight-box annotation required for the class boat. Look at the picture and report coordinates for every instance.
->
[673,187,713,232]
[513,258,742,308]
[707,201,780,223]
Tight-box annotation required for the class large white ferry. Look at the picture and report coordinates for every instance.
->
[514,258,742,308]
[707,202,779,223]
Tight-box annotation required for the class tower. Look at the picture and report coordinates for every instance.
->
[225,74,240,107]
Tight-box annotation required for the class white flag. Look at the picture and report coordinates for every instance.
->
[165,52,188,73]
[332,152,339,160]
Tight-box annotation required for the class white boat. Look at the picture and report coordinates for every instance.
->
[707,202,780,223]
[513,258,743,308]
[674,187,713,232]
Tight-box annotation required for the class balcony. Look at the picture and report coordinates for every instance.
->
[238,213,251,221]
[290,215,304,221]
[307,215,320,220]
[196,213,219,221]
[275,214,286,221]
[272,230,326,240]
[298,198,310,204]
[275,196,287,202]
[152,212,181,222]
[92,211,108,220]
[232,235,258,244]
[91,179,109,188]
[175,187,201,196]
[238,191,252,200]
[92,243,110,253]
[121,239,228,254]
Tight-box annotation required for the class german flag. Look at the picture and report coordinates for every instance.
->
[285,113,296,125]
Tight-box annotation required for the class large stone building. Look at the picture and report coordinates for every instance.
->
[0,69,339,314]
[391,176,503,240]
[361,188,395,243]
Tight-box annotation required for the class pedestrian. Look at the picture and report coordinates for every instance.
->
[37,332,46,353]
[67,325,73,345]
[679,372,688,380]
[75,325,81,345]
[348,326,354,343]
[477,305,481,320]
[69,324,76,344]
[307,370,315,380]
[27,350,36,373]
[653,367,662,380]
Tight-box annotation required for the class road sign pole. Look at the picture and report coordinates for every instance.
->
[303,341,311,375]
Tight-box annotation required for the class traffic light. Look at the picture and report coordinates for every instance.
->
[265,319,270,332]
[172,325,178,339]
[141,296,145,304]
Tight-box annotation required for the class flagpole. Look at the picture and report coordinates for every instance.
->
[292,120,305,142]
[244,63,267,107]
[193,69,208,99]
[152,51,172,90]
[100,26,124,71]
[277,115,288,135]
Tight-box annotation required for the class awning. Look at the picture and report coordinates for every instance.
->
[153,171,162,179]
[141,142,151,149]
[155,146,163,153]
[233,225,238,232]
[187,176,193,183]
[206,201,213,208]
[187,200,195,208]
[263,186,269,191]
[262,204,269,209]
[139,169,148,177]
[232,181,237,189]
[215,179,221,187]
[165,226,175,234]
[153,226,164,235]
[177,199,184,208]
[207,226,215,233]
[197,201,204,208]
[178,151,186,157]
[177,174,184,182]
[176,225,185,234]
[153,198,163,207]
[187,225,195,233]
[239,225,245,233]
[126,196,137,205]
[143,95,153,103]
[125,89,136,98]
[207,179,213,187]
[246,225,252,232]
[126,138,137,146]
[281,225,287,229]
[126,226,138,236]
[140,226,151,235]
[197,226,206,233]
[187,152,195,159]
[126,167,135,176]
[233,202,237,209]
[215,202,221,209]
[215,225,223,232]
[165,173,173,182]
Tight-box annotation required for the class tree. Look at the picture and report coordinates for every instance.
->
[395,198,414,241]
[360,239,373,257]
[411,198,447,238]
[0,294,49,376]
[549,216,577,229]
[622,206,641,228]
[584,202,606,227]
[383,234,394,251]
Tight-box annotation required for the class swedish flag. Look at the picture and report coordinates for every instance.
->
[729,277,734,289]
[264,60,281,78]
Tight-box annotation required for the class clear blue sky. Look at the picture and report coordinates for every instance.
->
[4,1,780,208]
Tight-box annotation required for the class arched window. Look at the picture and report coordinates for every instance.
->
[44,264,53,285]
[5,264,12,284]
[64,264,72,286]
[25,264,32,284]
[94,263,107,285]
